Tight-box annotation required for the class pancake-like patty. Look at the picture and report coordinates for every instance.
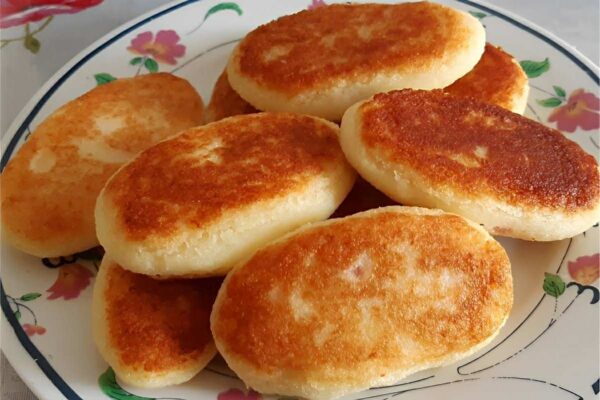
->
[93,257,220,387]
[340,90,600,241]
[227,2,485,120]
[445,43,529,114]
[96,113,356,277]
[1,73,204,258]
[204,69,258,123]
[211,206,513,400]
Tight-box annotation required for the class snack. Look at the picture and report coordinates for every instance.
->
[211,206,513,400]
[446,43,529,114]
[96,113,355,277]
[340,89,600,241]
[92,258,220,387]
[227,2,485,120]
[1,73,204,257]
[206,42,528,125]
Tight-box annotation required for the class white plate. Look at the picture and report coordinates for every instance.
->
[1,1,599,399]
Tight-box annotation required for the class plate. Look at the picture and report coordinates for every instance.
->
[1,0,599,399]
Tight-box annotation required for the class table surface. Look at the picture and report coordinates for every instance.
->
[1,0,598,398]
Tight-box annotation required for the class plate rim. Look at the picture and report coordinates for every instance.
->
[1,0,598,399]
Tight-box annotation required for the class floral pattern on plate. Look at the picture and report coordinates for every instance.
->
[5,292,45,336]
[0,0,104,53]
[520,57,600,148]
[46,264,94,300]
[93,2,243,85]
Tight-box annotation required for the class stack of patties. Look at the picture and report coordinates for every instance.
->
[206,3,530,215]
[207,95,599,399]
[206,3,597,399]
[0,73,230,387]
[3,1,599,399]
[92,112,356,387]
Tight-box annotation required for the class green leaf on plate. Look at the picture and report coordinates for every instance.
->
[24,35,40,54]
[553,85,566,98]
[468,11,487,20]
[20,293,41,302]
[203,2,243,22]
[536,97,563,107]
[98,368,154,400]
[94,73,117,86]
[14,310,21,320]
[543,273,566,298]
[519,58,550,78]
[129,57,143,66]
[144,58,159,73]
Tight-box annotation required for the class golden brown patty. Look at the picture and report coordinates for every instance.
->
[339,89,600,240]
[445,43,529,114]
[227,2,485,120]
[95,112,355,277]
[92,258,220,387]
[211,206,513,399]
[1,73,204,257]
[204,69,258,123]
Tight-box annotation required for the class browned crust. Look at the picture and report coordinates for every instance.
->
[1,73,203,255]
[445,43,527,110]
[105,261,220,372]
[104,113,345,240]
[359,90,599,211]
[234,2,476,94]
[205,70,258,123]
[213,209,512,377]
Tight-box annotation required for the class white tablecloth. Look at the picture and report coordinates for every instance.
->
[1,0,597,398]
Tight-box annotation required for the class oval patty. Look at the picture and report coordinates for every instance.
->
[96,112,355,277]
[340,89,600,241]
[211,206,513,400]
[227,2,485,120]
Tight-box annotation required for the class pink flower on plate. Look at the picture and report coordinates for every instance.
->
[127,30,185,65]
[0,0,103,29]
[23,323,46,336]
[46,263,94,300]
[217,388,261,400]
[568,253,599,285]
[308,0,326,10]
[548,89,600,133]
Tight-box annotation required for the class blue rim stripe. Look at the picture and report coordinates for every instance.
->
[1,283,83,400]
[458,0,599,85]
[0,0,598,399]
